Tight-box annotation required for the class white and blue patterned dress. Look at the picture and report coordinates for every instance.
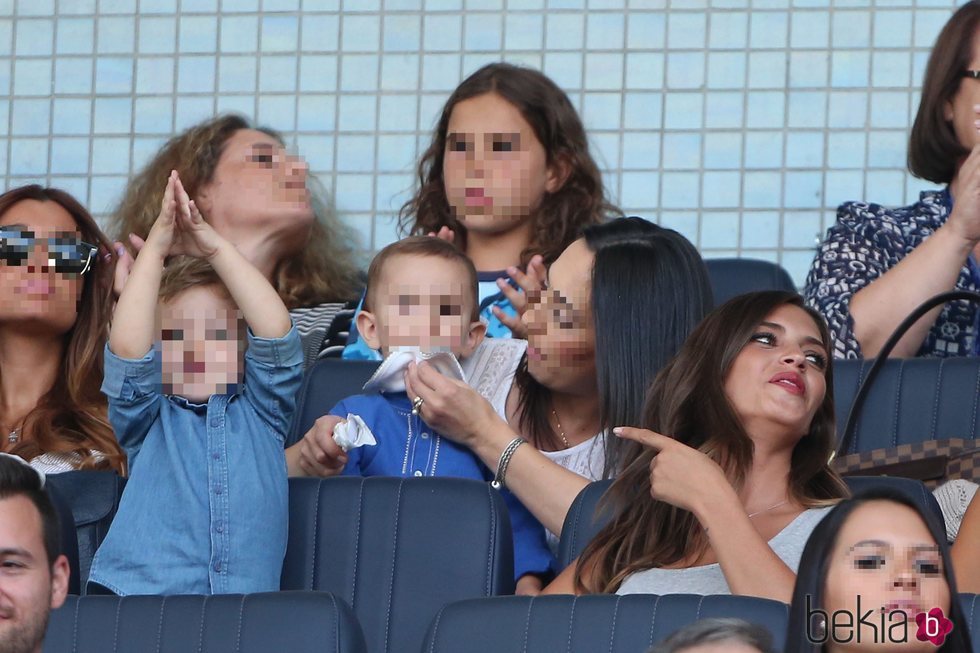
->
[804,189,980,359]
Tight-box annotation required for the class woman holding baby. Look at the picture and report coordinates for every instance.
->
[294,217,715,550]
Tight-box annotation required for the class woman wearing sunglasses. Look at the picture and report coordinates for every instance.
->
[0,185,125,474]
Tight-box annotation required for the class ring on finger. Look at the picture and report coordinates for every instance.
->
[411,396,425,415]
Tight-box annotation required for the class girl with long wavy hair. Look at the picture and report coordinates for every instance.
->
[0,185,125,474]
[543,292,849,602]
[341,62,621,360]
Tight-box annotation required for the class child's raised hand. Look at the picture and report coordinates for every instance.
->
[169,175,224,260]
[492,254,547,340]
[142,170,180,260]
[143,171,226,261]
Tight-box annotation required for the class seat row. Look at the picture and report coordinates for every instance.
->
[46,474,950,653]
[45,591,980,652]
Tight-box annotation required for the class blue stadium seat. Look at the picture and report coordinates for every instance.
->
[557,479,615,571]
[557,477,942,570]
[281,477,515,653]
[705,258,797,306]
[286,358,380,447]
[423,594,789,653]
[962,594,980,653]
[44,592,366,653]
[45,471,126,592]
[834,358,980,454]
[45,483,81,595]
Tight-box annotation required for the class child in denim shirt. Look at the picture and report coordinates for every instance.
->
[299,237,555,594]
[89,171,302,595]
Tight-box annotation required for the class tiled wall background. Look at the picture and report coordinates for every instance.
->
[0,0,961,283]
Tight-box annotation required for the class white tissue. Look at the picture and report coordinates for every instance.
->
[362,345,466,394]
[332,414,377,452]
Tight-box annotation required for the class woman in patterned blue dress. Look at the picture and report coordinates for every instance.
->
[805,1,980,359]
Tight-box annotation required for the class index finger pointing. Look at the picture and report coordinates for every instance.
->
[613,427,675,450]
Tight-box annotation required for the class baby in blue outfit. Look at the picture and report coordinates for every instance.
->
[325,236,554,593]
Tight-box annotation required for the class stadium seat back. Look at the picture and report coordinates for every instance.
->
[705,258,797,306]
[423,594,789,653]
[282,477,514,653]
[45,483,80,595]
[44,592,366,653]
[45,471,126,591]
[962,594,980,653]
[834,358,980,454]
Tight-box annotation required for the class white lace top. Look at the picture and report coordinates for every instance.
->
[463,338,528,416]
[539,434,606,554]
[539,433,606,483]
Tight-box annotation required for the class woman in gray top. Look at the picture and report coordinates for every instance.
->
[544,291,848,603]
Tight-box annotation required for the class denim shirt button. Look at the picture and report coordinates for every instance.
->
[214,562,221,572]
[215,486,222,495]
[216,524,223,533]
[420,432,429,439]
[210,418,220,427]
[212,452,220,460]
[413,470,423,477]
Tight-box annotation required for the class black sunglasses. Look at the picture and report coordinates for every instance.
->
[0,227,98,275]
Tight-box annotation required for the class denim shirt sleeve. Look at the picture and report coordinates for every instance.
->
[241,325,304,439]
[101,343,162,457]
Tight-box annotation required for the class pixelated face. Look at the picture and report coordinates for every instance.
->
[944,28,980,150]
[0,496,63,653]
[822,501,950,652]
[0,200,92,336]
[442,92,562,235]
[522,238,596,394]
[723,304,828,443]
[357,254,484,357]
[196,129,312,241]
[159,285,245,403]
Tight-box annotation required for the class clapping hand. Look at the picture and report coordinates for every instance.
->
[144,170,224,261]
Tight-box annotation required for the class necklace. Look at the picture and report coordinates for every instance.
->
[4,417,25,445]
[550,407,572,449]
[747,499,789,518]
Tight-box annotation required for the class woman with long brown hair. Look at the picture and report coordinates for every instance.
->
[110,114,362,367]
[544,292,848,602]
[0,185,124,474]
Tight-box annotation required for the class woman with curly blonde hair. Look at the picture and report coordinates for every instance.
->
[0,185,125,474]
[110,114,362,366]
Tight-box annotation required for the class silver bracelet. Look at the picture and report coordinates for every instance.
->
[491,437,526,490]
